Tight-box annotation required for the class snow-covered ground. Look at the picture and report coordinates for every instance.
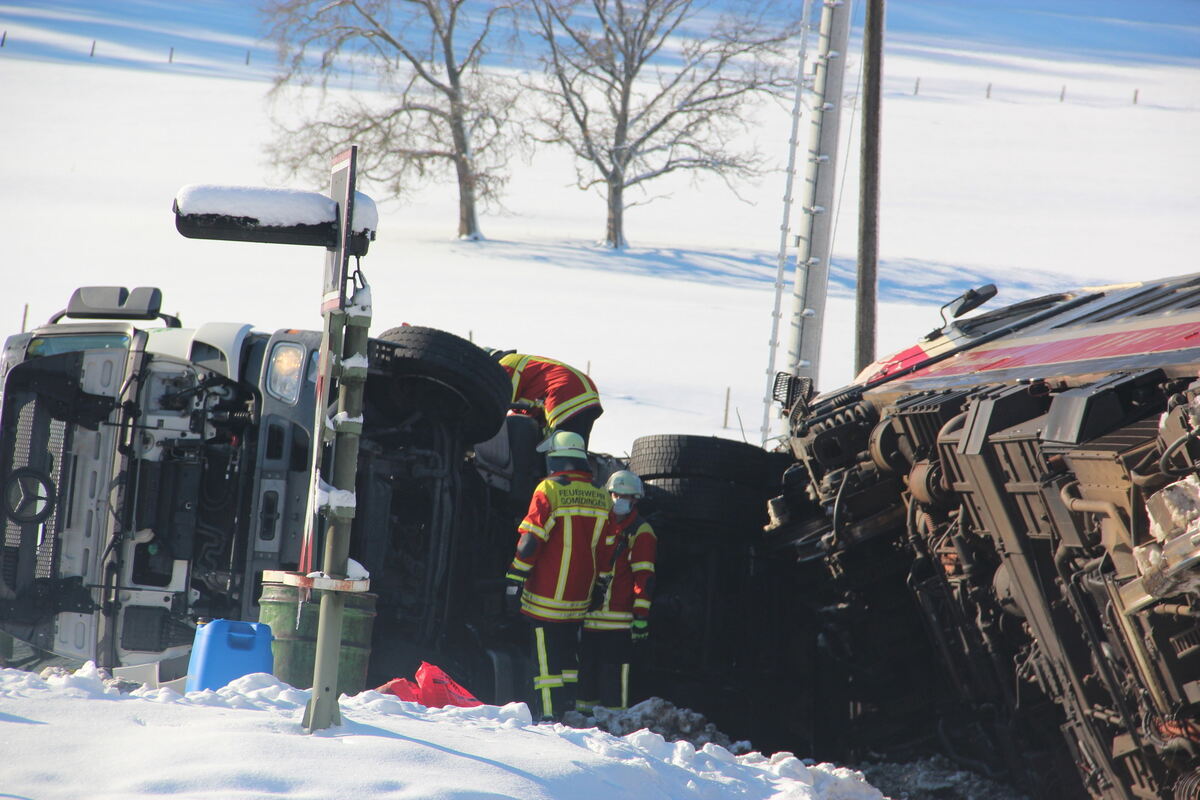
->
[2,664,882,800]
[0,2,1198,798]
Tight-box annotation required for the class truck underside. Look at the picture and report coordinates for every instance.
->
[754,273,1200,798]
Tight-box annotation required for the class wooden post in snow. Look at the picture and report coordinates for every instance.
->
[856,0,884,374]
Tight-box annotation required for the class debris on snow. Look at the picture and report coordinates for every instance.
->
[562,696,753,754]
[854,755,1030,800]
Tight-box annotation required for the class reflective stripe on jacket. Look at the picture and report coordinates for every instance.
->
[584,514,656,631]
[498,353,602,429]
[510,470,611,622]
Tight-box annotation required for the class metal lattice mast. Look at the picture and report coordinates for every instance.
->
[760,0,817,445]
[785,0,852,386]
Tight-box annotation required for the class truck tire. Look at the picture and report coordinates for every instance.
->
[375,326,510,444]
[629,434,769,488]
[642,477,768,531]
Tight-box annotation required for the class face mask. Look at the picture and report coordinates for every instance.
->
[613,497,633,515]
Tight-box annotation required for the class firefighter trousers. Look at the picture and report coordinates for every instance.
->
[577,627,633,711]
[526,618,582,720]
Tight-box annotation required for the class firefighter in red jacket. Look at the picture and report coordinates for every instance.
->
[577,470,657,712]
[504,430,610,720]
[491,351,603,447]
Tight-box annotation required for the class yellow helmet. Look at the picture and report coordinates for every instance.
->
[536,430,587,460]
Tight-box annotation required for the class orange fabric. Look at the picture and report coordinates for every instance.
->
[508,470,611,622]
[498,354,601,429]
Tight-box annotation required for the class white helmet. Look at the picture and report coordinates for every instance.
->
[536,430,588,460]
[605,470,643,498]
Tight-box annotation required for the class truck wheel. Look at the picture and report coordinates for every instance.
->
[629,434,769,488]
[375,326,510,444]
[642,477,768,530]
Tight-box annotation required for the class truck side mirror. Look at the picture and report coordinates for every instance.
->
[943,283,997,321]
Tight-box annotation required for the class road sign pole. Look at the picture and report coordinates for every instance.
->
[302,146,371,731]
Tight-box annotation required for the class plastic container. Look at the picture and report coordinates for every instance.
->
[184,619,274,693]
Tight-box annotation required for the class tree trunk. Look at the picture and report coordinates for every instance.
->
[455,156,482,240]
[605,179,626,248]
[449,109,482,240]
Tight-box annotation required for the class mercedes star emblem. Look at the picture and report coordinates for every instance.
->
[4,467,57,525]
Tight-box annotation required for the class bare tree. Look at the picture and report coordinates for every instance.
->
[263,0,518,239]
[525,0,801,248]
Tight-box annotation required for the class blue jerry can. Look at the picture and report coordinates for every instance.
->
[184,619,274,693]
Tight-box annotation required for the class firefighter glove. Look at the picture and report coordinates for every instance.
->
[631,618,649,643]
[588,575,612,612]
[504,573,525,615]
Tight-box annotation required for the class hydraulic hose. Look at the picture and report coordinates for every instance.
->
[1160,426,1200,477]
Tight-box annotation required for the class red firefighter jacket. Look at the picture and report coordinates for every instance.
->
[584,512,657,631]
[508,470,611,622]
[498,353,602,430]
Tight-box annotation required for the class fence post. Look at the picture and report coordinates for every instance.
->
[89,40,95,57]
[245,50,251,66]
[168,46,174,63]
[1133,89,1139,105]
[1059,85,1066,102]
[986,82,992,99]
[913,77,919,96]
[1,31,7,47]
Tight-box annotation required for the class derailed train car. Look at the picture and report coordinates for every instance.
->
[762,273,1200,798]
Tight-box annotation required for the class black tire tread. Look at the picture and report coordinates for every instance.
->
[374,326,510,443]
[629,434,769,487]
[642,476,768,530]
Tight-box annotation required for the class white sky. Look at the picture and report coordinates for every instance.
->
[0,8,1198,797]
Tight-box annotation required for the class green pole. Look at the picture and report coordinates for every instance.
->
[302,284,370,730]
[302,146,371,731]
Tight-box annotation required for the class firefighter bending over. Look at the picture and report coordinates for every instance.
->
[490,351,603,448]
[504,430,610,720]
[577,470,657,712]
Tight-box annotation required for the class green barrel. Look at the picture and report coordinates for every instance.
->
[258,583,377,696]
[0,631,14,666]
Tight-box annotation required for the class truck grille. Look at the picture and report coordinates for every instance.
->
[3,390,72,588]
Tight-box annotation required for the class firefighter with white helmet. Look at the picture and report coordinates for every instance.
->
[577,469,658,712]
[504,430,611,720]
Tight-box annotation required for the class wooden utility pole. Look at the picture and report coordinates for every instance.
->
[855,0,884,374]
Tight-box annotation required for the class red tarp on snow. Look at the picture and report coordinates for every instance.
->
[376,662,482,708]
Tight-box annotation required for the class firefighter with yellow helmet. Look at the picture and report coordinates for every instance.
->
[504,430,610,720]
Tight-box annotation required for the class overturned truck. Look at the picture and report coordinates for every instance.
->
[0,283,547,697]
[0,163,552,702]
[760,273,1200,798]
[5,187,1200,798]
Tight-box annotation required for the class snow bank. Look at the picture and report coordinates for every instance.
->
[0,663,884,800]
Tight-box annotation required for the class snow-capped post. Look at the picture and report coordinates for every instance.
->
[280,146,374,734]
[172,147,378,731]
[300,146,373,732]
